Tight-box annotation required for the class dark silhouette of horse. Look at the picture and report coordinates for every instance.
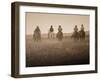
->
[71,31,80,41]
[56,31,63,41]
[33,26,41,41]
[79,30,85,40]
[71,31,85,41]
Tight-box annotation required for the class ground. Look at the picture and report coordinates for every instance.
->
[26,35,89,67]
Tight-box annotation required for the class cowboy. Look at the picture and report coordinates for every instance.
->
[79,24,85,40]
[74,25,78,32]
[56,25,63,41]
[34,26,40,33]
[48,25,54,39]
[33,26,41,41]
[58,25,62,32]
[80,24,84,31]
[49,25,54,32]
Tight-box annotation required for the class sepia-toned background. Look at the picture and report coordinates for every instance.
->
[26,12,89,35]
[26,12,90,67]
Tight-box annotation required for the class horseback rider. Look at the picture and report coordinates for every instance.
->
[34,26,40,33]
[79,24,85,40]
[71,25,79,41]
[33,26,41,41]
[74,25,78,32]
[56,25,63,41]
[80,24,84,31]
[58,25,62,32]
[50,25,54,32]
[48,25,54,39]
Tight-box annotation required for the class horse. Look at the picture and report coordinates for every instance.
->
[56,31,63,41]
[79,30,85,41]
[48,31,55,39]
[71,31,85,41]
[33,31,41,41]
[71,31,79,41]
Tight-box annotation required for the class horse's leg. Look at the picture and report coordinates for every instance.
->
[38,33,40,41]
[39,34,41,41]
[52,33,53,39]
[52,32,54,39]
[50,32,52,39]
[36,33,39,41]
[51,33,52,39]
[51,32,54,39]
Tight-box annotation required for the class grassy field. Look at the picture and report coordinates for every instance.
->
[26,35,89,67]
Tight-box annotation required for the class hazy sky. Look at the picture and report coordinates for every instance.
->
[25,12,89,35]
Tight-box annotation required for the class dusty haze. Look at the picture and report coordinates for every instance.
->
[26,12,89,67]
